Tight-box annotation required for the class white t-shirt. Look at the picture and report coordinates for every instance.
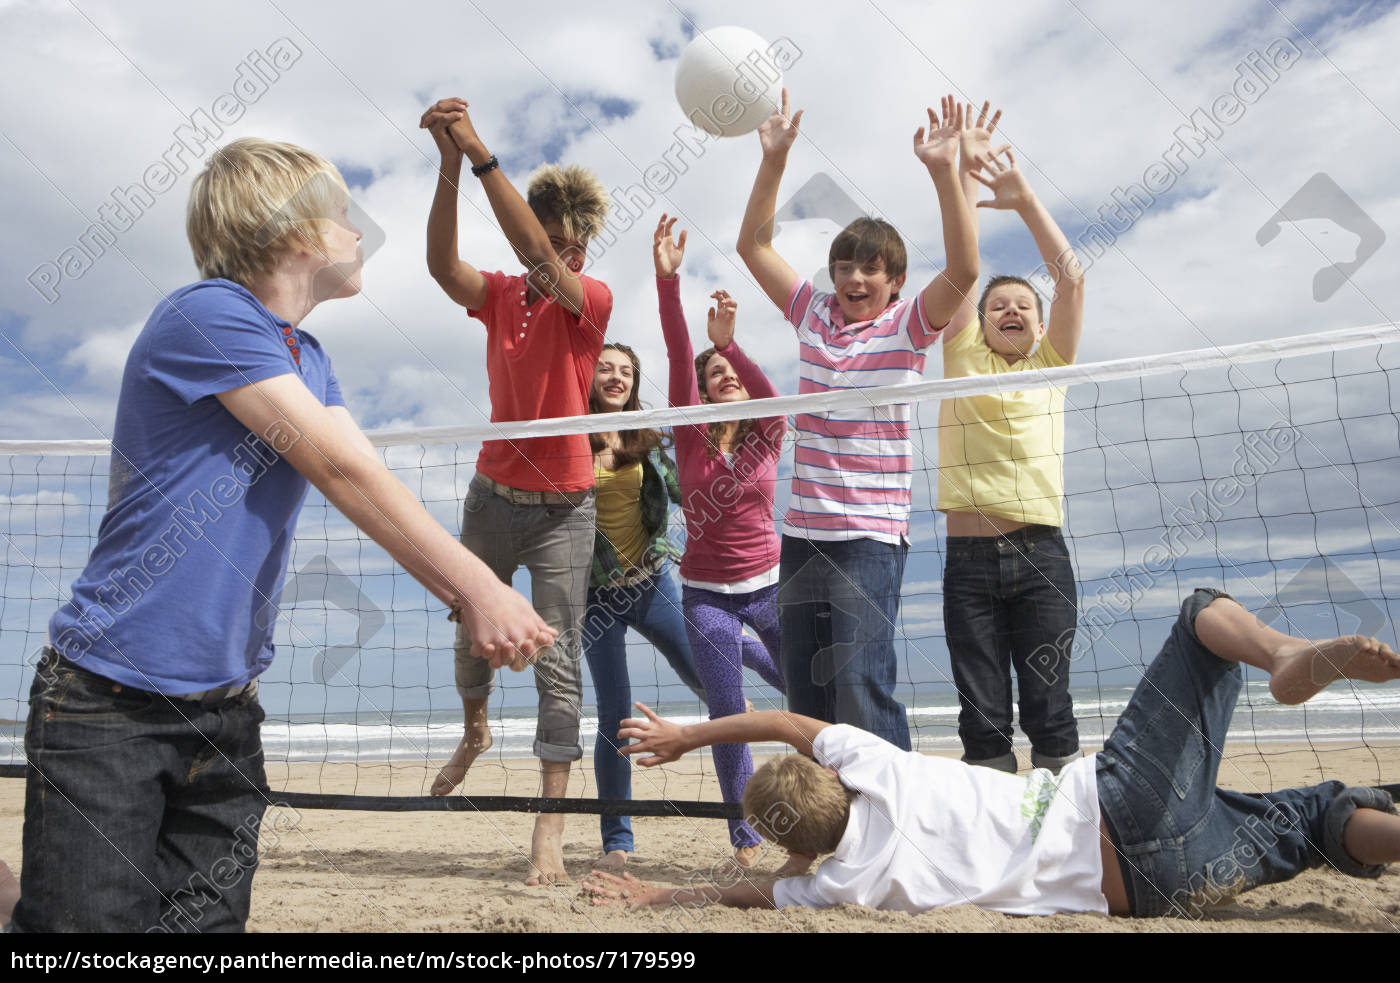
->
[772,725,1107,915]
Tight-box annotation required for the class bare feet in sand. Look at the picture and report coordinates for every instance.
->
[431,727,492,796]
[1270,635,1400,705]
[0,858,19,928]
[524,761,572,886]
[595,849,630,873]
[525,813,570,886]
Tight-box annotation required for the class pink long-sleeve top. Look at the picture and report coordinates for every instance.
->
[658,275,786,586]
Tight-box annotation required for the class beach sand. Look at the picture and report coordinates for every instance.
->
[3,743,1398,933]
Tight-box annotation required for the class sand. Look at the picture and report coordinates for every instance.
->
[3,743,1399,934]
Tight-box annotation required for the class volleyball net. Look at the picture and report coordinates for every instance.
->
[2,322,1399,813]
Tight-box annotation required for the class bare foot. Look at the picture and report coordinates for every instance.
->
[745,699,755,713]
[431,727,492,796]
[734,844,763,869]
[525,813,570,886]
[0,859,18,927]
[773,850,816,878]
[595,849,630,872]
[1271,635,1400,705]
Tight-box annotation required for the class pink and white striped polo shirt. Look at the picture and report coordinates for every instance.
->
[783,280,944,544]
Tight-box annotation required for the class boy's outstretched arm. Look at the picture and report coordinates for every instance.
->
[972,149,1086,361]
[619,702,829,763]
[585,870,777,910]
[946,101,1003,341]
[736,89,802,311]
[217,374,555,668]
[914,97,979,329]
[422,101,488,311]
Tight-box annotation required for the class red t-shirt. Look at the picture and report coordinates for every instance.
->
[469,271,612,491]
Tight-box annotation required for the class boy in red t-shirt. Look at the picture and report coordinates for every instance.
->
[421,97,612,885]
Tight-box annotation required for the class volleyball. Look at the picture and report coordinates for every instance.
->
[673,26,784,137]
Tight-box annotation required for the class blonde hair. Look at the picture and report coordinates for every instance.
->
[741,754,854,856]
[525,163,610,242]
[187,137,348,286]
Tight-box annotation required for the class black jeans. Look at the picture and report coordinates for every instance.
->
[12,651,271,932]
[943,526,1080,768]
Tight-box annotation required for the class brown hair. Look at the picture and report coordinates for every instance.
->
[589,343,668,469]
[977,275,1045,326]
[827,217,907,299]
[694,347,755,460]
[742,754,855,856]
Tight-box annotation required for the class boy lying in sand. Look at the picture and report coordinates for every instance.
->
[585,589,1400,917]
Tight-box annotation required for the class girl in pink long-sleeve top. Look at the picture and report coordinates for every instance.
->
[653,215,789,867]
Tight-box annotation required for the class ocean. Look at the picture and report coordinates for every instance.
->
[246,680,1400,764]
[5,680,1398,768]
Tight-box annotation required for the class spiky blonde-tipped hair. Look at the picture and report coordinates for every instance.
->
[526,163,610,242]
[741,754,855,857]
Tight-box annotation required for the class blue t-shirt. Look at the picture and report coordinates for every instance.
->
[48,279,345,693]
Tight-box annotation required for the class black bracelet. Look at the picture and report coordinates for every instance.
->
[470,154,500,178]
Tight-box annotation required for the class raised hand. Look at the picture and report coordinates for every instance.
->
[707,290,737,349]
[653,214,687,279]
[970,147,1035,211]
[958,100,1004,173]
[420,97,469,160]
[757,88,804,160]
[617,702,687,766]
[913,94,963,171]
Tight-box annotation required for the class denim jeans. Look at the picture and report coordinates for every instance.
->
[582,564,706,854]
[778,535,912,751]
[453,474,595,762]
[1096,589,1396,917]
[12,651,269,933]
[943,526,1080,769]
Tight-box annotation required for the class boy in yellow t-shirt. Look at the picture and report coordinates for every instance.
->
[938,126,1086,774]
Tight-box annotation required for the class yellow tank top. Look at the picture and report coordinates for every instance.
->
[937,321,1068,526]
[594,460,648,569]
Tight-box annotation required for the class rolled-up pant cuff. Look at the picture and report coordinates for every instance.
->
[455,680,495,701]
[1324,784,1397,878]
[535,738,583,763]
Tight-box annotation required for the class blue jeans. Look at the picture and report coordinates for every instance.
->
[12,651,270,933]
[582,565,707,854]
[778,535,911,751]
[943,526,1080,769]
[1096,589,1396,917]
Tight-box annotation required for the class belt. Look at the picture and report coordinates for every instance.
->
[40,648,258,708]
[173,679,259,707]
[477,475,592,507]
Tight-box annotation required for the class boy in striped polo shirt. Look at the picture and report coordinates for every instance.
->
[737,93,979,748]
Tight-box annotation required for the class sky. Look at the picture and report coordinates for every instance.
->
[3,0,1400,739]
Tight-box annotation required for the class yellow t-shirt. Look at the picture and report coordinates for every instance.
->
[937,322,1068,526]
[594,460,648,570]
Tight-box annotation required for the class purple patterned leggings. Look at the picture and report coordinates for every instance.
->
[681,583,786,849]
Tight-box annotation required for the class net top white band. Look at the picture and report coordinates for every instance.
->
[4,321,1396,456]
